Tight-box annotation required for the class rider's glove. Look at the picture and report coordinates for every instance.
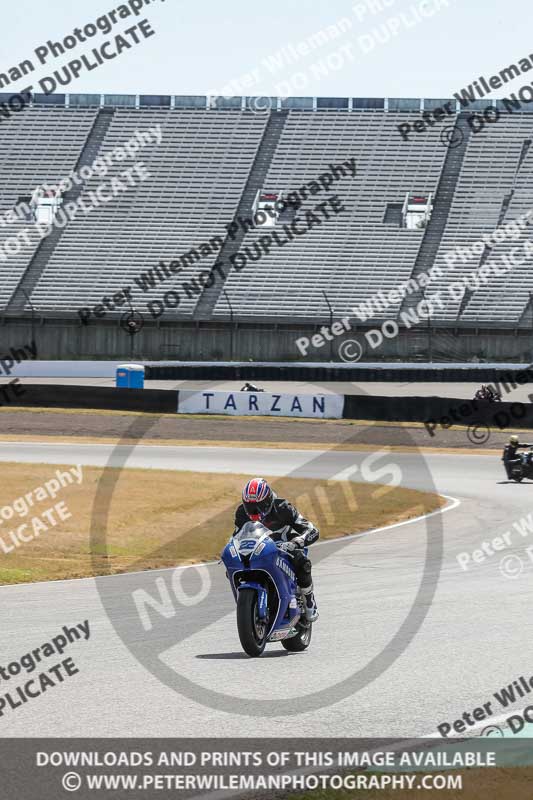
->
[291,535,307,549]
[279,537,305,553]
[278,541,296,553]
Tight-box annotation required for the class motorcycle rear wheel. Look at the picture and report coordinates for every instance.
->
[237,589,268,657]
[282,622,312,652]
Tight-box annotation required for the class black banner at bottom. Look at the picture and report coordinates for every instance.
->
[1,737,533,799]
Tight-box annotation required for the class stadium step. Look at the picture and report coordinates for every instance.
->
[6,108,116,312]
[398,113,473,319]
[192,110,289,320]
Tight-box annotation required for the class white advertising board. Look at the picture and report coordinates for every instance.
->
[177,390,345,419]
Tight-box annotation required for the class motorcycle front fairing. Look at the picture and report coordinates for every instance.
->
[221,522,301,639]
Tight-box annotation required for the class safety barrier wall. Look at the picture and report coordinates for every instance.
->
[145,363,533,382]
[8,385,533,429]
[342,394,533,427]
[8,359,533,381]
[10,385,177,412]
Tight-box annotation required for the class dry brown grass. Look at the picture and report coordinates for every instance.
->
[0,463,443,585]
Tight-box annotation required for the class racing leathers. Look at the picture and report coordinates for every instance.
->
[234,497,319,621]
[503,441,533,478]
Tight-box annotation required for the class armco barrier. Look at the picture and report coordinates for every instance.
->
[7,385,177,413]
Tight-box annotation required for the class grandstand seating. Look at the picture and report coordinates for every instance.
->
[459,123,533,323]
[1,99,533,328]
[28,109,268,313]
[0,108,96,307]
[424,114,533,322]
[212,111,448,319]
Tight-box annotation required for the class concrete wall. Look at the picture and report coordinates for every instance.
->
[2,317,533,363]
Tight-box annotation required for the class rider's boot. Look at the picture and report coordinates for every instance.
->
[301,583,319,622]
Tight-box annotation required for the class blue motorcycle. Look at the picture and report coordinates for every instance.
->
[221,521,313,657]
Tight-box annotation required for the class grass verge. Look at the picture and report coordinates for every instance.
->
[0,463,444,585]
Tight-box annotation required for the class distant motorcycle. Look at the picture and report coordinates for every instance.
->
[221,521,313,657]
[507,450,533,482]
[474,385,501,403]
[240,382,264,392]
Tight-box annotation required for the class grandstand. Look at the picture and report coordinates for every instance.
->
[2,93,533,361]
[0,107,97,307]
[211,110,448,319]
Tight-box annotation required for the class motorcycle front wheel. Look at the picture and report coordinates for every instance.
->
[237,588,268,657]
[282,621,312,652]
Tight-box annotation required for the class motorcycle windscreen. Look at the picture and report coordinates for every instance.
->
[233,521,270,556]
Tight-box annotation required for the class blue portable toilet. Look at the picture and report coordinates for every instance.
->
[116,363,145,389]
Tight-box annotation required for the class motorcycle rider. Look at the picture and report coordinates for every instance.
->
[475,384,500,402]
[240,382,264,392]
[502,434,533,478]
[235,478,319,622]
[474,385,489,401]
[486,385,501,402]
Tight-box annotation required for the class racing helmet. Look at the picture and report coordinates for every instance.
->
[242,478,274,522]
[510,435,519,446]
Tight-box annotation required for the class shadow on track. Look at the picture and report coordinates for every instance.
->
[196,651,296,660]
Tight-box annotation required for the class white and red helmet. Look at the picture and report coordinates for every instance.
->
[242,478,274,521]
